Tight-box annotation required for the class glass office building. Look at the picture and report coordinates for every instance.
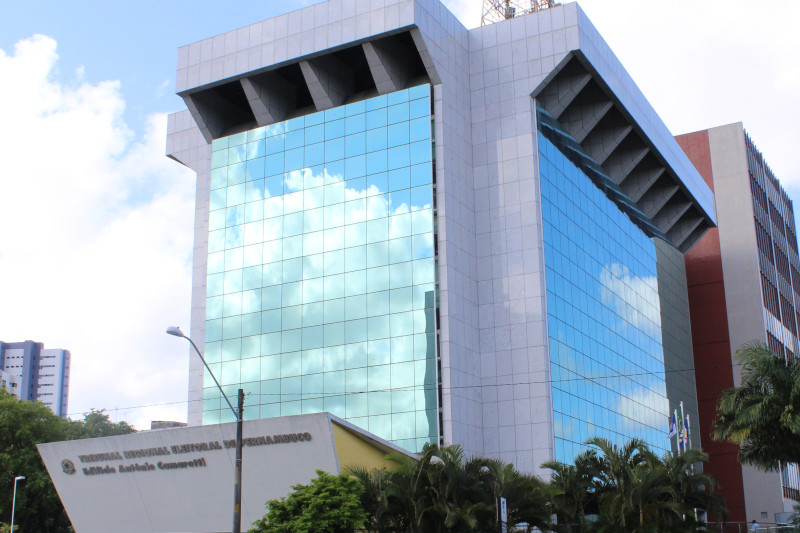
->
[202,86,438,451]
[168,0,716,471]
[539,134,669,462]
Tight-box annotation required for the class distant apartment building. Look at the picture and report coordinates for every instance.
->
[0,340,70,417]
[677,123,800,523]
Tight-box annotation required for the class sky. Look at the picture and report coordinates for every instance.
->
[0,0,797,430]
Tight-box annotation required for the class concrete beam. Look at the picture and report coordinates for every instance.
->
[540,72,593,120]
[641,183,679,219]
[655,196,693,231]
[362,39,414,95]
[626,167,665,203]
[299,56,353,111]
[584,124,632,166]
[603,144,649,181]
[182,93,226,143]
[561,100,613,144]
[409,28,441,85]
[668,212,704,251]
[240,73,296,127]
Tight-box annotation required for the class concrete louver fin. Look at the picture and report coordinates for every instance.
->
[240,73,296,127]
[538,71,593,120]
[625,167,665,203]
[668,212,704,252]
[532,52,714,251]
[559,100,614,144]
[653,193,693,231]
[409,28,441,85]
[584,124,633,166]
[603,145,650,183]
[183,92,248,144]
[362,39,413,95]
[299,56,353,111]
[641,184,679,219]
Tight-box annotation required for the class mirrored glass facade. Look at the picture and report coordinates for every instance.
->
[539,133,669,463]
[204,85,438,452]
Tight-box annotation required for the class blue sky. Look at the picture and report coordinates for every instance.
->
[0,1,301,136]
[0,0,797,429]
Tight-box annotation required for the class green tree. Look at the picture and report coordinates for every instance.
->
[348,466,401,533]
[380,443,442,533]
[543,449,602,531]
[248,470,368,533]
[476,458,553,532]
[712,341,800,470]
[0,389,136,533]
[0,389,72,532]
[544,438,726,533]
[624,451,680,533]
[586,437,651,532]
[660,448,727,531]
[352,443,552,533]
[69,408,136,439]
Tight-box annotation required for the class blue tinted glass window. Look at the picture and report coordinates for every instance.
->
[207,85,437,452]
[538,133,668,463]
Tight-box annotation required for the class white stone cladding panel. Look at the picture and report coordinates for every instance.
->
[414,0,482,457]
[167,110,211,426]
[176,0,417,95]
[465,3,578,473]
[706,123,784,521]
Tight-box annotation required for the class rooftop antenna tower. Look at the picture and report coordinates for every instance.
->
[481,0,559,25]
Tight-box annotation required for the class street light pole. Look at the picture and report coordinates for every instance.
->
[167,326,243,533]
[11,475,25,533]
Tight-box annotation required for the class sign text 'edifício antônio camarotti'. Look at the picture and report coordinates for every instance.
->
[60,432,313,477]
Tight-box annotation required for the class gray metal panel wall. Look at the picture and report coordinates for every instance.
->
[655,238,700,451]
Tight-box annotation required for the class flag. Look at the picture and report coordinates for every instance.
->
[677,409,684,451]
[668,412,677,438]
[682,414,690,448]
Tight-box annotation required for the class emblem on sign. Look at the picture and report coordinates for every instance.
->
[62,459,76,475]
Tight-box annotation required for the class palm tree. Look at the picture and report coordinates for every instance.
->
[352,443,554,533]
[421,444,484,531]
[660,448,727,531]
[381,444,437,533]
[625,450,680,532]
[712,341,800,470]
[543,449,602,531]
[348,466,400,533]
[478,458,553,532]
[585,437,650,532]
[577,438,725,533]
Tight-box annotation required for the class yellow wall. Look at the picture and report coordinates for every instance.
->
[331,423,403,472]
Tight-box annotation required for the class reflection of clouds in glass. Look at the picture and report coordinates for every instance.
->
[264,123,285,138]
[554,415,574,441]
[615,387,668,434]
[205,160,439,312]
[599,263,661,336]
[206,85,435,448]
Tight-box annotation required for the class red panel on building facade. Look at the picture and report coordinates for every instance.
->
[679,130,747,523]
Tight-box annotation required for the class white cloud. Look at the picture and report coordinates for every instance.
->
[572,0,800,185]
[442,0,482,28]
[0,35,196,429]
